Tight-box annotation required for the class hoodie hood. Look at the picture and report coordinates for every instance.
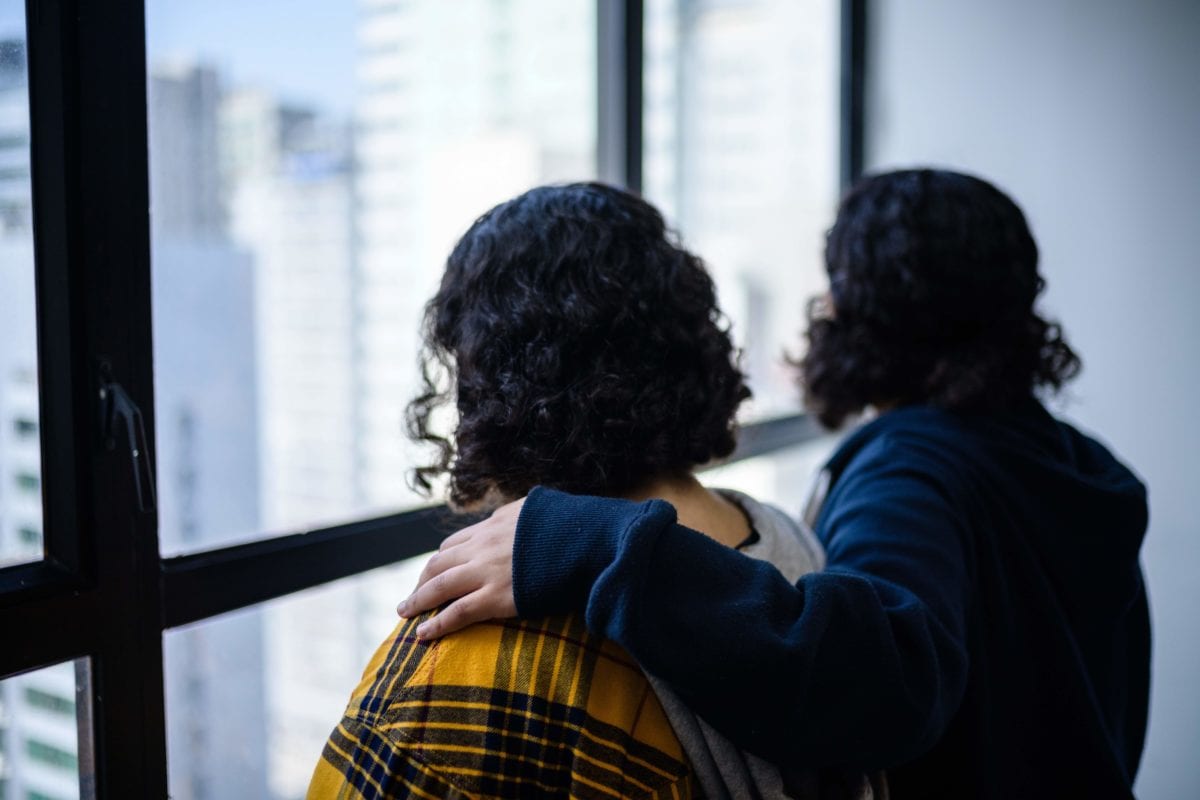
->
[827,399,1148,569]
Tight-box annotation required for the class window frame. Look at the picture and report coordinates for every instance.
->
[0,1,867,795]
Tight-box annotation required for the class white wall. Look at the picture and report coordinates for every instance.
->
[865,1,1200,795]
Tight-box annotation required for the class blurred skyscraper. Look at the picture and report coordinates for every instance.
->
[148,63,269,800]
[353,0,595,509]
[216,86,365,798]
[221,89,358,536]
[645,0,838,419]
[261,3,597,794]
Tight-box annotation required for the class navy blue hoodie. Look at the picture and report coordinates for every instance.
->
[513,401,1149,798]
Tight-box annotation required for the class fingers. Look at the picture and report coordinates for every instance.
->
[397,563,479,619]
[413,542,472,594]
[415,590,483,639]
[415,587,518,640]
[396,495,527,630]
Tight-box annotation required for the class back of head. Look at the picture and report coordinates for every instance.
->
[409,182,750,510]
[801,168,1081,428]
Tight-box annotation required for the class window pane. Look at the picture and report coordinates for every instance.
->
[164,553,429,799]
[644,0,840,420]
[146,0,598,555]
[0,660,93,800]
[0,5,42,570]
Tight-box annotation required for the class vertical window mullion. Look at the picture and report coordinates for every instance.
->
[49,0,168,796]
[840,0,867,189]
[623,0,644,192]
[596,0,643,191]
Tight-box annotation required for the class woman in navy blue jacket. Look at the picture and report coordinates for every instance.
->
[399,169,1150,799]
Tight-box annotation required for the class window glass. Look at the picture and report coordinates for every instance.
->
[0,661,91,800]
[145,0,598,554]
[163,553,429,799]
[0,1,42,570]
[644,0,840,421]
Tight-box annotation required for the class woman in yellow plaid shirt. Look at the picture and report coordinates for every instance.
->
[308,184,879,799]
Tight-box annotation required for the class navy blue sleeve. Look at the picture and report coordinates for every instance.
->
[512,436,971,768]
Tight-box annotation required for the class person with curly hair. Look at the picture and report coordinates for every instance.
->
[401,169,1151,799]
[308,183,874,799]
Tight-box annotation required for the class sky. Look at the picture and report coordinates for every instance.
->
[0,0,359,115]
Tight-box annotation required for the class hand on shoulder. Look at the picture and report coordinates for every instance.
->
[397,496,523,638]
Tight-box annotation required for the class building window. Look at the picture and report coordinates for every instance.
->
[25,739,78,771]
[23,688,74,716]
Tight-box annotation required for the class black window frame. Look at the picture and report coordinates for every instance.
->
[0,0,867,795]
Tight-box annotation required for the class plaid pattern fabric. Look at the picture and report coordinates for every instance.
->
[308,611,697,799]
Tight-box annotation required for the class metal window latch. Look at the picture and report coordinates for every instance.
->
[98,368,157,513]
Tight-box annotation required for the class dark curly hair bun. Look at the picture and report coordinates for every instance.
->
[801,168,1081,429]
[408,182,751,510]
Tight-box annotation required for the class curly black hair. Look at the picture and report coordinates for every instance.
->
[407,182,751,510]
[800,168,1081,429]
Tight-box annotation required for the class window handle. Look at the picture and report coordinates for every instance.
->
[98,369,157,513]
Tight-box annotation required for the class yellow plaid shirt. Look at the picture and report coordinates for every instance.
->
[308,611,696,799]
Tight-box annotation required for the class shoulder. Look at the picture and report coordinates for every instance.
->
[715,488,825,577]
[814,408,983,552]
[829,406,970,472]
[824,406,981,504]
[312,613,696,799]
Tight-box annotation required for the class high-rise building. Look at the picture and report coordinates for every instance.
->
[642,0,841,508]
[147,63,269,800]
[0,35,82,800]
[0,661,82,800]
[0,243,82,800]
[353,0,595,510]
[221,89,359,535]
[148,63,225,240]
[645,0,837,417]
[0,37,30,236]
[0,239,38,570]
[256,4,599,793]
[216,87,365,799]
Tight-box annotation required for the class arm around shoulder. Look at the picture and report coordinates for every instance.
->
[513,440,973,768]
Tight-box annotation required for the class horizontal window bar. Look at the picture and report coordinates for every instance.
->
[4,413,824,671]
[724,413,824,465]
[0,569,100,678]
[161,505,456,628]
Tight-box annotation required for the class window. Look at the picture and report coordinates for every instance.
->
[163,556,425,798]
[1,2,864,795]
[146,0,599,554]
[26,740,77,771]
[0,662,86,800]
[22,688,73,717]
